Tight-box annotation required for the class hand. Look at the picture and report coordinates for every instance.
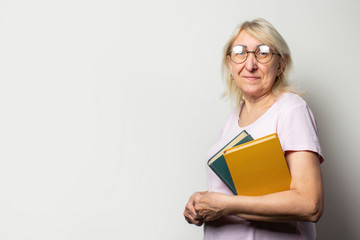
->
[184,191,207,226]
[194,192,230,222]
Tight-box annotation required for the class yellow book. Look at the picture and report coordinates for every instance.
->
[223,133,291,196]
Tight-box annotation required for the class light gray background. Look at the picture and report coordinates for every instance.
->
[0,0,359,239]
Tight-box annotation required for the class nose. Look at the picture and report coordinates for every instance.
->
[245,52,258,71]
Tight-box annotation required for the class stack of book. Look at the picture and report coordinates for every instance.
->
[207,131,291,196]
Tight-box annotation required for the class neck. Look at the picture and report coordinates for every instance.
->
[238,91,279,127]
[242,91,276,111]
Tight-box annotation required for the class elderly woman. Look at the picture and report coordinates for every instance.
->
[184,18,324,239]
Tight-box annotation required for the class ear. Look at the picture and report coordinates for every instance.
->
[226,55,233,73]
[277,60,285,76]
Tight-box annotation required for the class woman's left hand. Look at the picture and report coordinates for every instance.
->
[194,192,231,222]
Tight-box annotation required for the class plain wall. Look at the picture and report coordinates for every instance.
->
[0,0,359,239]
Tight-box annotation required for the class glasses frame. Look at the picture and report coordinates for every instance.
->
[228,44,281,64]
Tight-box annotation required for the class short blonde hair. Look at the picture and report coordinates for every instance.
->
[222,18,293,106]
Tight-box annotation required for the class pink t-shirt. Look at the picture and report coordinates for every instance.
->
[205,92,323,240]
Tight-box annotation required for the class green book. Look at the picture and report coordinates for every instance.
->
[207,130,253,195]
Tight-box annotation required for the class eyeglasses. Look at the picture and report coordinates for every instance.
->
[229,44,281,64]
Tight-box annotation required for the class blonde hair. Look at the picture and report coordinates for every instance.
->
[222,18,293,106]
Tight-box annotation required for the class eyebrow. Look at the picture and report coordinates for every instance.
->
[233,44,266,48]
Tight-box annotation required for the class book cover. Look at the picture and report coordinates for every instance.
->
[207,130,253,195]
[223,133,291,196]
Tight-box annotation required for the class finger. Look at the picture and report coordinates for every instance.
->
[184,211,203,225]
[185,215,203,226]
[186,203,199,220]
[184,208,195,221]
[194,219,204,226]
[196,207,213,221]
[197,209,207,220]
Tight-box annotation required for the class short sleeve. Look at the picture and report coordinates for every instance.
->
[278,103,324,163]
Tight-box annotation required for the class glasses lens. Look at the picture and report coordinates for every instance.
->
[231,45,247,63]
[256,45,272,63]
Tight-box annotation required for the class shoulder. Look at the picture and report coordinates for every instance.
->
[275,92,317,126]
[275,93,323,162]
[277,92,307,109]
[274,92,311,116]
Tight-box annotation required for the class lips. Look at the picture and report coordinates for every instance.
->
[243,76,261,81]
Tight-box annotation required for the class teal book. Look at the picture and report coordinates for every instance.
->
[207,130,253,195]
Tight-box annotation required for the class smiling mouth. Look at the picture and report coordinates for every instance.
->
[243,76,260,80]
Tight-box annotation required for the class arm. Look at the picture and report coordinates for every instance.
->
[194,151,324,223]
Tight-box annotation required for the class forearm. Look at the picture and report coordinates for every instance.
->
[225,189,323,222]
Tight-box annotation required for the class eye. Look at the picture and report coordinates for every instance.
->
[257,45,271,57]
[232,45,246,55]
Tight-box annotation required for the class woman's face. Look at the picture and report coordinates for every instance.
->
[228,30,281,99]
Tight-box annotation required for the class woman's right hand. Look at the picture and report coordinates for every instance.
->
[184,191,207,226]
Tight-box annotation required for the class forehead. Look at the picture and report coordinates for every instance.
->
[233,30,263,48]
